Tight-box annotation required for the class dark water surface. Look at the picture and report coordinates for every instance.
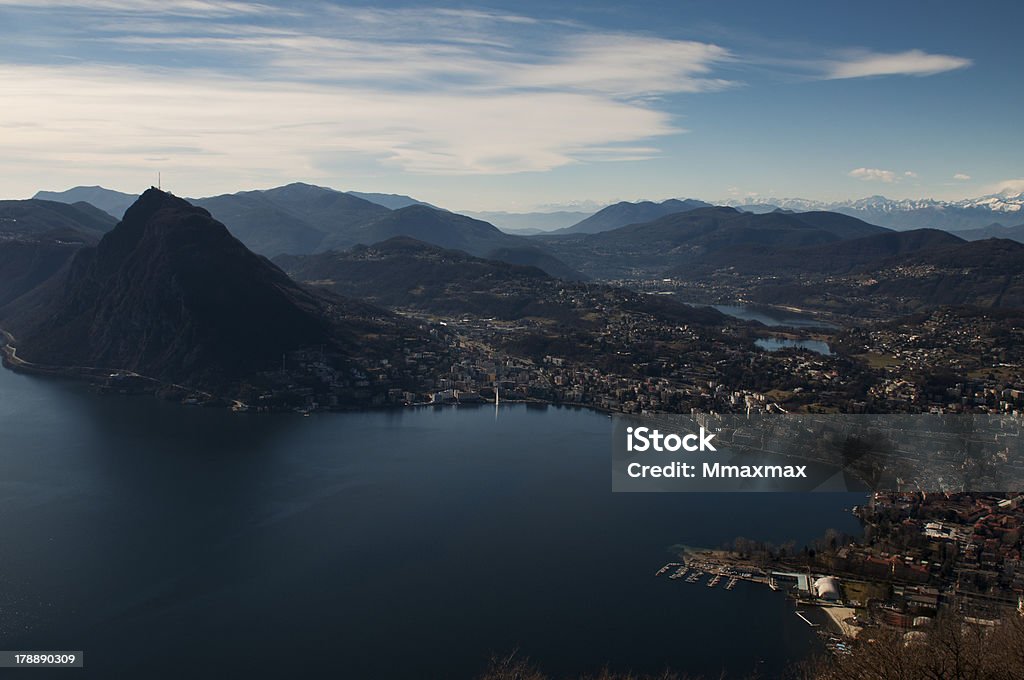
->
[755,337,833,355]
[0,367,861,679]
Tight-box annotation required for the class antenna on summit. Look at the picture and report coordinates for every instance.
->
[158,172,161,190]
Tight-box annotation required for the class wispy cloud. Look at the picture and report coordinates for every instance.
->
[0,3,738,186]
[825,49,971,79]
[0,0,283,17]
[0,63,676,176]
[953,173,971,181]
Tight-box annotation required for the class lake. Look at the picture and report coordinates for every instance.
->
[711,305,838,329]
[0,367,862,679]
[755,337,833,355]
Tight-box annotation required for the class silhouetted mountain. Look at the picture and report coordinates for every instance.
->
[33,186,138,220]
[276,237,724,327]
[347,191,435,210]
[555,198,712,235]
[951,223,1024,243]
[543,206,890,278]
[3,189,403,391]
[0,199,116,241]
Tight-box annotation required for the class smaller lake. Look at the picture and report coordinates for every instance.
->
[755,337,832,356]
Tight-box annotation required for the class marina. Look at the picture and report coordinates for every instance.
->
[653,550,865,657]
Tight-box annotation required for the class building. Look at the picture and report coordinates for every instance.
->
[813,576,842,601]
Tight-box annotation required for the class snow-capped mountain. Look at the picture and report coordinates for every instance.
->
[719,192,1024,231]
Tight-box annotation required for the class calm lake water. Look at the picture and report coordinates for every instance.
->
[0,367,861,679]
[755,337,833,355]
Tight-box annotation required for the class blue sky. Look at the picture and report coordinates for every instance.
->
[1,0,1020,211]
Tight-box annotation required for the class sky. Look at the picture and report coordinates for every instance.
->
[1,0,1021,211]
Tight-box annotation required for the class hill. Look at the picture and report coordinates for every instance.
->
[276,237,722,327]
[0,198,116,241]
[555,198,711,235]
[746,238,1024,315]
[33,186,138,219]
[673,228,964,276]
[324,204,582,279]
[347,191,435,210]
[2,189,421,393]
[543,206,890,278]
[950,223,1024,243]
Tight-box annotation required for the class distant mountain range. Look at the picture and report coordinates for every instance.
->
[721,193,1024,232]
[553,198,712,235]
[31,184,581,279]
[950,222,1024,242]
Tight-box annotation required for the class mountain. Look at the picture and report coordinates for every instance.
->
[0,199,117,240]
[951,223,1024,243]
[347,191,435,210]
[33,186,138,219]
[479,245,586,281]
[721,193,1024,232]
[193,182,390,256]
[248,183,390,235]
[27,183,579,278]
[555,198,712,235]
[0,200,111,310]
[2,189,405,392]
[461,210,593,233]
[190,190,328,256]
[672,228,965,277]
[542,206,890,278]
[320,204,583,279]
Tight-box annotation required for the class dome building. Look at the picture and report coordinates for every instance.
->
[813,576,841,601]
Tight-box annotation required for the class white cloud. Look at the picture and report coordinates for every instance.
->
[826,49,971,79]
[0,64,678,185]
[849,168,897,183]
[904,171,918,178]
[501,34,734,97]
[953,173,971,181]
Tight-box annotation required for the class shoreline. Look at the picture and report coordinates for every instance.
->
[1,331,617,416]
